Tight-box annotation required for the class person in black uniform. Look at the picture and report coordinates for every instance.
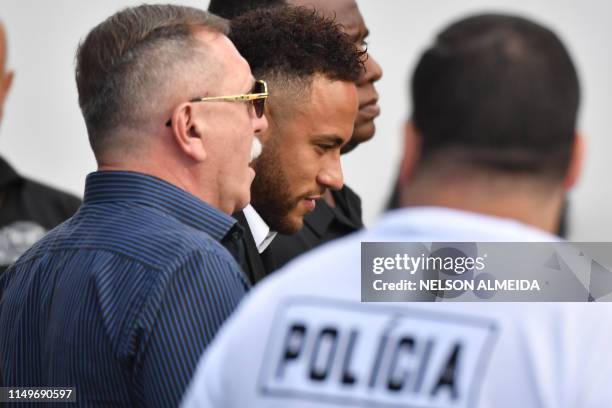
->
[209,0,383,277]
[0,22,81,280]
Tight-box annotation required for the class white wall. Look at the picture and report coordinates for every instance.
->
[1,0,611,239]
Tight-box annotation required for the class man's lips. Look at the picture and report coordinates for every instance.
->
[358,99,380,120]
[302,195,322,212]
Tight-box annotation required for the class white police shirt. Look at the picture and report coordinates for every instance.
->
[182,207,612,408]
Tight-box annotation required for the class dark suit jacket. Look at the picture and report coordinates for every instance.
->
[226,210,276,285]
[265,184,363,272]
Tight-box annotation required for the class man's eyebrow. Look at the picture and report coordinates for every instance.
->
[344,25,360,41]
[351,29,369,46]
[314,134,345,146]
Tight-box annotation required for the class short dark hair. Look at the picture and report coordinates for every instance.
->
[75,4,228,158]
[412,14,580,179]
[208,0,284,19]
[229,6,364,109]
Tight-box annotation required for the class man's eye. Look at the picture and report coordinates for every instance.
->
[359,40,369,52]
[315,145,333,154]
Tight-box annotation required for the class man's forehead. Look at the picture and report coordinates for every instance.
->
[193,28,229,51]
[200,33,255,93]
[300,76,357,138]
[194,30,250,80]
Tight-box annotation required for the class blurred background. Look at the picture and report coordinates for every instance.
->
[1,0,611,239]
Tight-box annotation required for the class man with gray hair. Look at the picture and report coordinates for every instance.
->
[0,4,267,406]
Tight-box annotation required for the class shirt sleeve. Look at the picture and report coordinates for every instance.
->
[133,248,248,408]
[180,322,231,408]
[180,271,282,408]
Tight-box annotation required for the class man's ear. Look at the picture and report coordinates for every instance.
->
[399,120,422,186]
[563,132,585,191]
[169,102,207,162]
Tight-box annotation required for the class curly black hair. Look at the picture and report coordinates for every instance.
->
[229,6,364,87]
[208,0,284,20]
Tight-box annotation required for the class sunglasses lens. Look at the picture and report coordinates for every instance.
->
[253,81,266,118]
[254,100,264,118]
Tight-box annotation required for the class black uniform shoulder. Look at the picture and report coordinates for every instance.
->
[21,178,82,216]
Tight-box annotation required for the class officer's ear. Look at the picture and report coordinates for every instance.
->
[399,120,422,186]
[0,70,14,118]
[562,132,585,192]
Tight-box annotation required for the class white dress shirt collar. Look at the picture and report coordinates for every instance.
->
[242,204,277,253]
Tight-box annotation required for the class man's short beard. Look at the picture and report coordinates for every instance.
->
[250,147,302,234]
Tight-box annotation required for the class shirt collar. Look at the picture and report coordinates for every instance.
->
[83,171,237,242]
[242,204,277,253]
[0,156,22,188]
[375,206,560,242]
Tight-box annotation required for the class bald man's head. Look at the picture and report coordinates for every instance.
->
[0,22,15,124]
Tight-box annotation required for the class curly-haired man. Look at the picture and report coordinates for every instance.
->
[220,6,364,283]
[209,0,383,277]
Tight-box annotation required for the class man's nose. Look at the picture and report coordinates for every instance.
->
[360,52,383,84]
[317,157,344,191]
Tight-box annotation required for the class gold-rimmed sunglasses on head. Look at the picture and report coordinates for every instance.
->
[165,80,268,127]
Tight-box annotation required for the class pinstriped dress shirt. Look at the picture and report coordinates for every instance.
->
[0,171,249,407]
